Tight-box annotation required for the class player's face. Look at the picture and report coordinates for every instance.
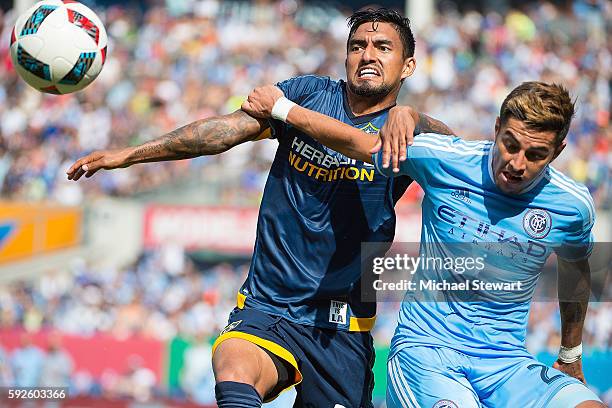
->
[346,22,415,98]
[492,117,565,194]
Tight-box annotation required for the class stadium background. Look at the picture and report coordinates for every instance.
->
[0,0,609,406]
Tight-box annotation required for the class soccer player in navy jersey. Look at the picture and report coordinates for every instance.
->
[242,82,605,407]
[66,8,455,408]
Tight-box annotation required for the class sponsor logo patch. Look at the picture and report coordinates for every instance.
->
[329,300,347,325]
[451,188,472,204]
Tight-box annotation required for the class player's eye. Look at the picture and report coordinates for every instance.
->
[504,140,519,153]
[380,45,391,52]
[526,152,547,161]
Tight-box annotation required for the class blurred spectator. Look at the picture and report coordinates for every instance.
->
[11,333,44,387]
[40,332,73,388]
[180,333,215,405]
[0,343,13,386]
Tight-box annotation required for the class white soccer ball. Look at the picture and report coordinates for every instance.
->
[9,0,108,94]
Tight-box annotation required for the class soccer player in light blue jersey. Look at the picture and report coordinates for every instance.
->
[242,81,604,407]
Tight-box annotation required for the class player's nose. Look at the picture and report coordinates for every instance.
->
[509,152,527,173]
[361,43,377,62]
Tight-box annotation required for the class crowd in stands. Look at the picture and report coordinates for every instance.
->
[0,0,609,207]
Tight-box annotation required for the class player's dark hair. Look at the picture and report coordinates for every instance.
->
[500,82,575,146]
[347,8,415,58]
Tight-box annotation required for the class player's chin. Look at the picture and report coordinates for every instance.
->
[349,81,389,98]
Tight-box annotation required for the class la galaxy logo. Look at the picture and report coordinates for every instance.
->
[220,320,242,335]
[522,209,552,239]
[359,122,379,134]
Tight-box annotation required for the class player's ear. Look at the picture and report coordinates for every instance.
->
[495,117,501,136]
[401,57,416,80]
[551,141,566,162]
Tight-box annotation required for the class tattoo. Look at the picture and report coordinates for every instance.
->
[127,111,266,164]
[416,113,454,135]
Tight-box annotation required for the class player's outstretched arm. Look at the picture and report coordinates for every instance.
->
[66,111,269,181]
[242,85,383,163]
[553,257,590,383]
[286,105,377,163]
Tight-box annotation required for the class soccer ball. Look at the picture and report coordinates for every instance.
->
[9,0,107,94]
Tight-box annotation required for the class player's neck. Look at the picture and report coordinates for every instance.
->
[346,89,398,117]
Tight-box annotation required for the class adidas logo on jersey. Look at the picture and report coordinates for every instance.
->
[451,189,472,204]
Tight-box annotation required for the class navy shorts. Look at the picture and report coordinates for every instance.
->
[213,307,375,408]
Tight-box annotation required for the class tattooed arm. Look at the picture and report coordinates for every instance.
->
[415,112,454,136]
[552,257,591,383]
[376,106,454,172]
[67,110,268,180]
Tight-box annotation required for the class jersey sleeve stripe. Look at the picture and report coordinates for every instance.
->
[549,167,594,199]
[413,134,492,149]
[546,174,595,226]
[548,170,595,220]
[411,141,490,156]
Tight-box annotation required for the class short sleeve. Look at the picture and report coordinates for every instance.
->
[554,199,596,261]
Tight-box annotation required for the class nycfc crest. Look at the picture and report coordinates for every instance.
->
[522,209,552,239]
[433,400,458,408]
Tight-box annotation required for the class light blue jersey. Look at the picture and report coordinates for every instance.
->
[373,134,600,407]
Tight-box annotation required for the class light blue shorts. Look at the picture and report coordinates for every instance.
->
[387,345,602,408]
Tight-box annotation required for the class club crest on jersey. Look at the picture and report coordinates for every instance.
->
[220,320,242,335]
[359,122,379,134]
[433,400,458,408]
[522,209,552,239]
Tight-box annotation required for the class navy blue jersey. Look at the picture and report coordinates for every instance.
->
[238,75,412,330]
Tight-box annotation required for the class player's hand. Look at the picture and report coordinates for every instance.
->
[66,149,129,181]
[241,85,284,119]
[370,105,418,173]
[553,359,586,383]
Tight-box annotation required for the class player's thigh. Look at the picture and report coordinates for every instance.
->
[212,338,278,392]
[212,308,297,399]
[289,328,375,408]
[479,357,603,408]
[548,383,604,408]
[387,346,481,408]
